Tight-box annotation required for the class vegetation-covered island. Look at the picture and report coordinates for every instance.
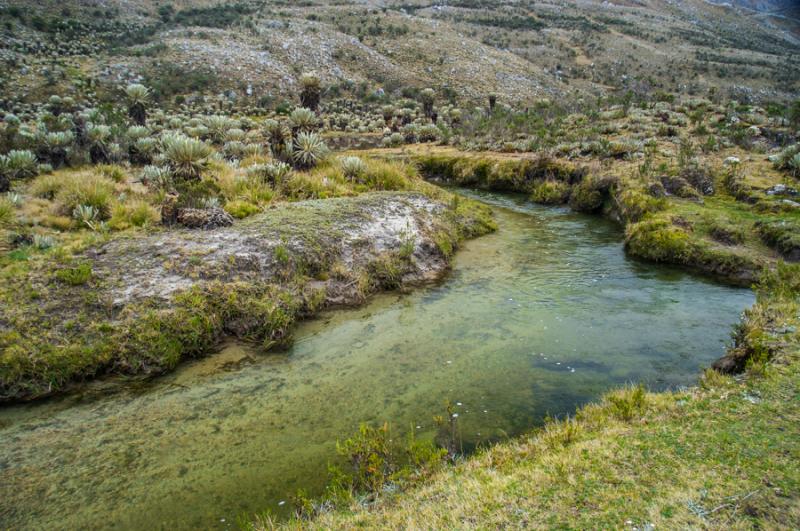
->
[0,0,799,529]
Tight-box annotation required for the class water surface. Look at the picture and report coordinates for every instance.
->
[0,190,754,529]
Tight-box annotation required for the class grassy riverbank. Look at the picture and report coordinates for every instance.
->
[364,144,796,287]
[0,159,495,402]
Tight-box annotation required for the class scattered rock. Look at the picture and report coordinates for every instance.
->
[766,184,798,196]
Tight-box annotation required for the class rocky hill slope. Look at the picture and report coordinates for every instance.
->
[0,0,798,109]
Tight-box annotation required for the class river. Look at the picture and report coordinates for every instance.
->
[0,189,754,529]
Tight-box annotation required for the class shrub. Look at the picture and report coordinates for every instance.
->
[5,192,22,207]
[284,171,350,200]
[162,134,212,180]
[299,72,321,112]
[772,144,800,178]
[616,187,665,222]
[224,200,260,219]
[173,179,222,209]
[0,197,14,227]
[44,131,74,167]
[531,180,570,204]
[382,132,404,147]
[339,156,367,181]
[289,107,318,133]
[56,173,116,219]
[32,234,56,250]
[606,384,647,421]
[263,119,289,157]
[606,140,639,159]
[125,83,150,126]
[418,124,440,142]
[362,159,417,190]
[569,179,605,213]
[247,161,293,186]
[420,88,435,119]
[109,200,160,230]
[625,217,693,263]
[56,263,93,285]
[0,149,38,180]
[73,204,100,230]
[292,132,328,170]
[30,173,63,199]
[142,165,172,188]
[98,164,127,183]
[709,221,746,246]
[205,115,235,143]
[755,220,800,260]
[127,126,150,140]
[223,141,246,159]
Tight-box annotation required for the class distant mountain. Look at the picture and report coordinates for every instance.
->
[706,0,800,17]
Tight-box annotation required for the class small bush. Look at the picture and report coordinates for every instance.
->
[224,200,260,219]
[616,187,665,222]
[162,134,212,180]
[109,200,160,230]
[292,132,329,170]
[284,171,350,200]
[339,156,367,181]
[362,159,417,191]
[0,197,14,227]
[606,384,647,421]
[98,165,127,183]
[0,149,38,180]
[531,180,570,204]
[755,220,800,260]
[569,179,604,213]
[708,221,745,246]
[56,173,116,219]
[625,217,693,263]
[56,263,92,285]
[30,173,64,200]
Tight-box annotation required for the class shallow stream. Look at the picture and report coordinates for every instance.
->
[0,190,754,529]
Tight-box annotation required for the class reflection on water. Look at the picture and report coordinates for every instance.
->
[0,190,754,529]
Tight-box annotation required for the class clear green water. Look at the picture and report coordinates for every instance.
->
[0,190,754,530]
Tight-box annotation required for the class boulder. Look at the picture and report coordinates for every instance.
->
[176,207,235,229]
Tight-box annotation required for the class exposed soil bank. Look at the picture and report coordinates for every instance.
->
[0,191,495,402]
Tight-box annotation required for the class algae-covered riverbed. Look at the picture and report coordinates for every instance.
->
[0,190,754,529]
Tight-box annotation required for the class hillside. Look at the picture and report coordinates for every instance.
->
[0,0,798,111]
